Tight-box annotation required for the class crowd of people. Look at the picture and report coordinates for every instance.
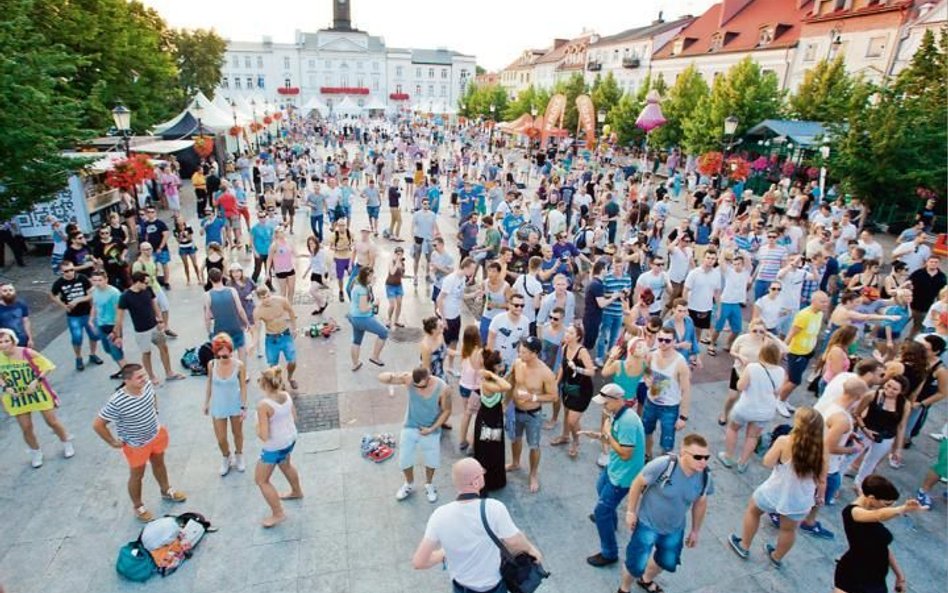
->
[0,110,945,593]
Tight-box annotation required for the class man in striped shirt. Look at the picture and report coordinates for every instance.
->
[753,230,788,301]
[596,257,631,364]
[93,364,187,521]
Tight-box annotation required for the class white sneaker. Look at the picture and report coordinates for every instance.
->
[234,454,246,472]
[929,432,946,442]
[219,456,232,477]
[597,453,609,468]
[425,484,438,503]
[775,400,791,418]
[395,482,414,501]
[63,440,75,459]
[30,449,43,469]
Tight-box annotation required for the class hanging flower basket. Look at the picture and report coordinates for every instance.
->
[781,161,796,178]
[192,135,215,158]
[249,122,264,133]
[805,166,820,180]
[697,151,724,177]
[726,156,751,180]
[751,156,769,172]
[272,112,283,121]
[105,154,155,191]
[277,87,300,95]
[263,116,273,125]
[228,126,242,138]
[320,87,370,95]
[389,93,410,101]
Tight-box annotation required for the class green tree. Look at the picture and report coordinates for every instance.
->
[605,74,667,146]
[682,57,782,154]
[171,28,227,99]
[552,72,588,133]
[787,57,854,122]
[458,83,508,119]
[649,64,708,149]
[502,85,550,120]
[0,3,88,218]
[591,72,622,119]
[476,65,487,76]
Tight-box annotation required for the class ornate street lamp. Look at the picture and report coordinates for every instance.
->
[819,144,831,200]
[111,104,132,156]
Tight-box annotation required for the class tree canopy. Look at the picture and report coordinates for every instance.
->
[171,28,228,100]
[649,65,708,149]
[787,57,854,123]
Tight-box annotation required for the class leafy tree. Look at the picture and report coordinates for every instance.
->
[0,3,89,219]
[591,72,622,120]
[475,65,486,76]
[682,57,782,154]
[458,83,508,119]
[787,56,853,122]
[649,64,708,149]
[605,73,667,146]
[552,73,588,133]
[171,28,227,99]
[502,85,550,120]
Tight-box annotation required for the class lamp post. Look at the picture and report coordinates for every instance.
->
[721,115,739,189]
[488,102,496,153]
[230,99,242,155]
[250,99,260,151]
[192,103,205,137]
[597,108,606,150]
[111,103,132,156]
[819,144,830,201]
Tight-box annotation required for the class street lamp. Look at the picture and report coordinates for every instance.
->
[111,103,132,156]
[597,109,606,147]
[819,144,830,200]
[191,102,205,137]
[720,115,739,189]
[250,99,259,151]
[230,99,242,155]
[488,103,496,153]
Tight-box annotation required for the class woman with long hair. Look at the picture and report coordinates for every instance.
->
[384,245,406,327]
[552,324,596,458]
[457,325,483,452]
[203,333,248,476]
[228,262,257,354]
[419,316,446,380]
[267,227,297,299]
[850,376,912,492]
[473,349,512,493]
[728,407,826,568]
[306,235,330,316]
[200,242,226,292]
[347,266,388,371]
[173,215,202,286]
[719,342,785,472]
[255,366,303,528]
[818,326,859,395]
[718,320,787,425]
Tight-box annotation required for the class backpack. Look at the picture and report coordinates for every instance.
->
[574,226,591,250]
[757,423,792,456]
[644,454,710,497]
[117,512,212,580]
[116,540,157,582]
[181,342,214,376]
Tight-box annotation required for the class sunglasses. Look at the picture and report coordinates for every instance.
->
[767,235,778,239]
[510,303,525,309]
[686,452,711,461]
[770,287,780,292]
[657,337,673,344]
[652,262,665,266]
[550,316,561,322]
[646,328,658,335]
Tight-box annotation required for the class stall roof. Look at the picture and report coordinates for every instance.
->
[745,119,830,148]
[133,140,194,154]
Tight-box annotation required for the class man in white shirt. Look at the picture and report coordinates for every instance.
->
[487,294,531,371]
[858,230,884,263]
[412,458,543,592]
[437,259,480,375]
[635,255,673,316]
[710,252,751,352]
[545,200,567,241]
[665,235,693,311]
[512,256,543,331]
[683,250,721,345]
[892,233,931,274]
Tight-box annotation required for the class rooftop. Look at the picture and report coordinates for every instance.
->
[588,15,696,48]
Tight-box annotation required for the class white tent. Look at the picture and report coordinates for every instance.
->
[363,96,387,112]
[302,96,330,116]
[213,94,253,124]
[333,96,363,116]
[152,91,234,134]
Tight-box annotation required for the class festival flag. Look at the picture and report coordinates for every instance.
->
[541,94,567,148]
[575,94,596,147]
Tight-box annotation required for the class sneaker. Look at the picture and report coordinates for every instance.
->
[596,453,609,468]
[767,512,781,529]
[728,534,749,559]
[929,432,946,442]
[916,489,933,509]
[764,543,782,569]
[29,449,43,468]
[75,358,85,372]
[219,456,231,476]
[109,370,124,380]
[395,482,414,501]
[458,441,469,452]
[736,462,749,474]
[588,513,596,524]
[586,553,618,567]
[235,454,246,472]
[63,440,75,459]
[888,456,904,469]
[164,329,178,338]
[88,354,104,365]
[774,400,791,418]
[425,484,438,503]
[800,521,834,540]
[717,451,735,468]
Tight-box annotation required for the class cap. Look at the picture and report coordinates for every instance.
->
[592,383,626,405]
[228,262,244,272]
[520,336,542,354]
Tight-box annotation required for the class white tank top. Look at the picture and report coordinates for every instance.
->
[649,351,685,406]
[755,454,817,517]
[261,397,297,452]
[816,401,853,474]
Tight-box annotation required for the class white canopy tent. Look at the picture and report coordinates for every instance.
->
[213,94,253,124]
[363,96,388,112]
[152,91,234,134]
[333,96,363,117]
[302,96,330,117]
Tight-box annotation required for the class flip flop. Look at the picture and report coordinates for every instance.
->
[549,436,569,446]
[289,379,299,391]
[369,358,385,367]
[636,578,664,593]
[167,374,186,382]
[351,362,363,372]
[135,506,154,522]
[707,346,717,356]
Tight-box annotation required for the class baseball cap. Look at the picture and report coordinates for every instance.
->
[592,383,626,405]
[520,336,542,354]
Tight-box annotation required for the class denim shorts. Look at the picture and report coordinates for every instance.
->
[385,283,404,299]
[178,245,197,257]
[367,206,380,220]
[96,324,124,361]
[260,440,295,465]
[625,521,684,577]
[714,302,743,334]
[154,249,171,265]
[507,408,542,449]
[265,330,297,365]
[66,315,99,346]
[641,399,679,453]
[399,427,441,470]
[348,314,389,346]
[222,329,246,351]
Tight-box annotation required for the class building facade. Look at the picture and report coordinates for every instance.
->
[499,49,548,98]
[891,0,947,74]
[215,0,475,111]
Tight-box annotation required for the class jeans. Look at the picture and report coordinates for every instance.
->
[753,279,772,301]
[714,302,743,335]
[66,315,99,347]
[594,469,630,560]
[641,400,680,453]
[452,580,506,593]
[348,314,389,346]
[624,521,684,577]
[96,324,124,362]
[596,314,624,360]
[309,214,324,241]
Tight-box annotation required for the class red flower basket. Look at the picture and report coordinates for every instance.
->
[263,116,273,125]
[389,93,410,101]
[751,156,769,172]
[277,87,300,95]
[228,126,242,138]
[726,157,751,180]
[272,112,283,121]
[320,87,370,95]
[105,154,155,191]
[781,161,796,178]
[697,151,724,177]
[192,135,215,158]
[805,166,820,180]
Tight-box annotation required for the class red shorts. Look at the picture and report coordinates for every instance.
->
[122,426,169,468]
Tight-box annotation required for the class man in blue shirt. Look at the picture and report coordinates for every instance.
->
[201,207,225,247]
[0,283,32,347]
[250,210,275,283]
[597,257,632,363]
[457,180,477,221]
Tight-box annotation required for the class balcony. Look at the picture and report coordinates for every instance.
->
[622,57,641,69]
[389,92,410,101]
[320,87,370,95]
[587,60,602,71]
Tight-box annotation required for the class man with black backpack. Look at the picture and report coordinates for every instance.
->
[618,433,713,593]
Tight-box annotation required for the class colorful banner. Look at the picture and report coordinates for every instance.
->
[576,94,596,147]
[541,94,567,148]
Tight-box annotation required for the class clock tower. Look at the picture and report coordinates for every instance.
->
[332,0,352,31]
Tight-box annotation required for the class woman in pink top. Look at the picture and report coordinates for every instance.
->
[267,228,297,300]
[818,326,857,395]
[457,325,483,452]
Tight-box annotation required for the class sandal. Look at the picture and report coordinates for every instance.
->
[351,362,363,372]
[636,578,664,593]
[568,443,578,458]
[549,436,569,446]
[289,379,299,391]
[700,337,711,345]
[161,488,187,503]
[135,506,154,522]
[368,358,385,367]
[707,346,717,356]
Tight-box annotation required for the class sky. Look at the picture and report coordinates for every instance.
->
[140,0,717,71]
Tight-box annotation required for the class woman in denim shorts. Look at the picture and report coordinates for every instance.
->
[347,267,388,371]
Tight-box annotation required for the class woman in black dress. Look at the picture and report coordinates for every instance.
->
[553,324,595,458]
[834,475,923,593]
[201,243,226,291]
[473,349,511,494]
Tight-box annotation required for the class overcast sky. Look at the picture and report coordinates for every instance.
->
[141,0,716,70]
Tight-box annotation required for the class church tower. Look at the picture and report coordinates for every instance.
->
[332,0,352,31]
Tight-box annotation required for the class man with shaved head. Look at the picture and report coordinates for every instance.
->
[411,458,543,592]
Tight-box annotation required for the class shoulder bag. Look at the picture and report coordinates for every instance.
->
[479,499,549,593]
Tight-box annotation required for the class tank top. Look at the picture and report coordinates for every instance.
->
[649,351,684,406]
[754,455,817,517]
[272,242,294,272]
[483,281,508,320]
[863,392,901,441]
[459,356,481,391]
[261,397,296,451]
[615,358,646,403]
[386,265,404,286]
[405,379,444,430]
[424,341,446,379]
[820,401,853,474]
[209,288,242,334]
[211,360,240,402]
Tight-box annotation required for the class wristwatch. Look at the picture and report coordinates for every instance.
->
[678,414,689,421]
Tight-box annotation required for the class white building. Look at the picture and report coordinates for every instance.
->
[215,0,475,113]
[890,0,946,76]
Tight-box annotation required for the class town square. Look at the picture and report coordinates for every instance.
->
[0,1,946,592]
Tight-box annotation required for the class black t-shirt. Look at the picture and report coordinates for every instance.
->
[118,287,158,332]
[584,277,605,326]
[834,504,892,589]
[909,268,948,313]
[387,187,401,208]
[51,275,93,317]
[63,245,92,270]
[140,219,169,250]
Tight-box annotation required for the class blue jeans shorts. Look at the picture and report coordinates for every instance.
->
[348,315,389,346]
[399,427,441,470]
[367,206,380,220]
[714,302,743,334]
[641,400,680,453]
[178,245,197,257]
[507,408,542,449]
[385,284,404,299]
[67,315,99,347]
[265,330,297,365]
[260,440,295,465]
[154,249,171,265]
[625,521,684,577]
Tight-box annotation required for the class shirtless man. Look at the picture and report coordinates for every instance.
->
[346,228,378,296]
[254,286,299,391]
[278,176,299,233]
[506,336,558,492]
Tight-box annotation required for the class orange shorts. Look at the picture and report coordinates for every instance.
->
[122,426,169,468]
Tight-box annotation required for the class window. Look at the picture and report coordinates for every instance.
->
[372,78,379,91]
[247,77,253,89]
[257,56,264,69]
[804,43,817,62]
[396,65,403,77]
[672,39,684,55]
[309,75,317,86]
[283,57,291,69]
[340,61,349,70]
[357,77,364,88]
[710,33,724,52]
[234,77,242,89]
[441,68,448,79]
[396,84,403,94]
[440,84,447,97]
[372,61,379,71]
[284,78,291,88]
[758,27,774,47]
[340,75,348,87]
[244,56,251,68]
[325,60,332,69]
[416,67,421,78]
[415,84,422,96]
[309,59,315,69]
[428,84,434,96]
[358,99,364,107]
[221,77,229,89]
[232,55,240,68]
[866,36,886,58]
[356,61,363,70]
[258,76,266,89]
[428,67,435,78]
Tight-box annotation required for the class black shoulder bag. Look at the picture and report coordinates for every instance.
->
[479,499,550,593]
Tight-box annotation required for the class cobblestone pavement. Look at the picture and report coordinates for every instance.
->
[0,167,944,593]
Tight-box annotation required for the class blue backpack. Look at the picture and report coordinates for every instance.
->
[116,540,156,582]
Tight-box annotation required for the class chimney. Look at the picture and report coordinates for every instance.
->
[720,0,754,27]
[654,10,665,24]
[553,38,568,49]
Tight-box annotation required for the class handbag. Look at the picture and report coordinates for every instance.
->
[479,499,549,593]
